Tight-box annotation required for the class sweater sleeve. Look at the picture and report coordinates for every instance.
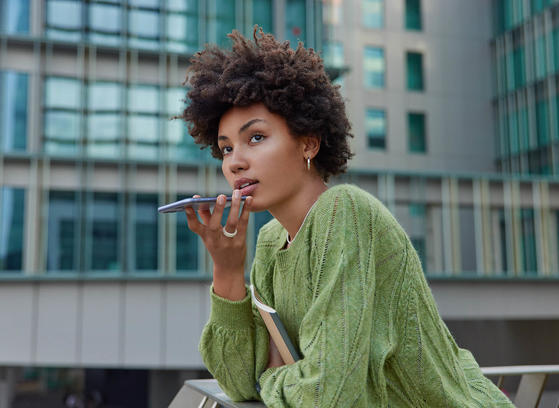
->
[258,190,392,407]
[198,285,270,402]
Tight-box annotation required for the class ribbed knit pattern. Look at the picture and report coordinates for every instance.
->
[199,184,514,407]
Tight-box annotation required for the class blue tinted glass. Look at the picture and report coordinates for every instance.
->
[364,46,385,88]
[87,113,121,158]
[366,109,386,149]
[89,192,120,271]
[0,188,25,272]
[43,111,80,155]
[1,0,30,34]
[167,0,198,12]
[363,0,383,28]
[47,191,78,272]
[128,115,159,160]
[286,0,306,46]
[88,82,121,111]
[323,42,344,67]
[176,194,198,272]
[134,194,158,271]
[252,0,273,33]
[129,9,159,49]
[130,0,160,7]
[88,3,122,45]
[128,85,159,113]
[166,13,198,52]
[1,71,28,151]
[45,77,81,109]
[46,0,82,41]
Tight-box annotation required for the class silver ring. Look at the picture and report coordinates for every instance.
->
[222,226,238,238]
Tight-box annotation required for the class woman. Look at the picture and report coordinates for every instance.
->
[180,28,513,407]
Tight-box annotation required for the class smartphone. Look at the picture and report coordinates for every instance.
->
[157,196,248,213]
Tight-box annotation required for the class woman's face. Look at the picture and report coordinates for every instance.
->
[217,103,310,213]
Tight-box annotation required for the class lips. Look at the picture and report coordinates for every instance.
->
[234,178,258,190]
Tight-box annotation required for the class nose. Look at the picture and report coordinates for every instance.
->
[227,147,249,174]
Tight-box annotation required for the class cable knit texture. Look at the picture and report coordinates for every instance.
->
[199,184,513,407]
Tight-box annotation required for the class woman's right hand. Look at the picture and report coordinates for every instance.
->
[184,189,252,301]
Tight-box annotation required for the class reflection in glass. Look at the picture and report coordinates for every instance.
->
[134,194,158,271]
[0,188,25,272]
[46,0,82,41]
[366,108,386,149]
[47,191,78,272]
[364,46,385,88]
[176,195,199,272]
[88,3,122,46]
[129,9,159,49]
[1,0,30,34]
[128,85,159,113]
[88,82,121,111]
[45,77,81,109]
[252,0,273,34]
[0,71,28,151]
[363,0,383,28]
[88,192,120,271]
[286,0,306,46]
[87,113,121,158]
[44,111,80,155]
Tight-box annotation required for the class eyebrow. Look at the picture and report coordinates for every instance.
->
[218,118,266,142]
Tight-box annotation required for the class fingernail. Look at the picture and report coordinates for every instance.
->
[218,195,225,205]
[233,190,240,199]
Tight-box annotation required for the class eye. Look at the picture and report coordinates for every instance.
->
[250,134,264,143]
[221,146,233,156]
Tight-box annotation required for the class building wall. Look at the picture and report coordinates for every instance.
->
[326,0,496,173]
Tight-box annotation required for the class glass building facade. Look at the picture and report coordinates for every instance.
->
[0,0,322,277]
[493,0,559,175]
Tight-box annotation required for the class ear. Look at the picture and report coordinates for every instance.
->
[301,135,321,159]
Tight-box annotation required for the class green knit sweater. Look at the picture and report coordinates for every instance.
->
[199,184,513,407]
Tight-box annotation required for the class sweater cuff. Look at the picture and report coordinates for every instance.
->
[209,284,253,329]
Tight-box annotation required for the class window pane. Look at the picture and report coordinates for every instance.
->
[134,194,158,271]
[176,194,198,272]
[46,0,82,41]
[535,35,547,79]
[86,113,121,158]
[323,42,344,67]
[128,85,159,113]
[88,82,121,112]
[88,193,120,271]
[208,0,236,47]
[1,0,30,34]
[0,71,28,151]
[128,115,159,159]
[286,0,306,46]
[47,191,78,272]
[129,0,160,7]
[459,206,477,274]
[43,111,80,155]
[406,51,424,91]
[166,87,186,115]
[88,3,122,46]
[408,112,426,152]
[166,120,202,162]
[253,0,273,33]
[166,13,198,52]
[366,108,386,149]
[364,46,385,88]
[521,208,537,274]
[405,0,422,30]
[45,77,81,109]
[0,188,25,272]
[129,9,159,49]
[363,0,383,28]
[167,0,198,12]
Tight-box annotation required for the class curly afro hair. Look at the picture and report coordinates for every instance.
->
[179,26,353,181]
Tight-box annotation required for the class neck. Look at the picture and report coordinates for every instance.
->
[268,176,328,242]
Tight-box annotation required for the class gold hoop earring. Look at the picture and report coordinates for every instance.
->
[307,157,311,171]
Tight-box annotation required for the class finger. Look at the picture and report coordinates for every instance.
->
[237,196,253,235]
[209,194,226,230]
[224,190,241,234]
[191,194,210,225]
[184,206,203,235]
